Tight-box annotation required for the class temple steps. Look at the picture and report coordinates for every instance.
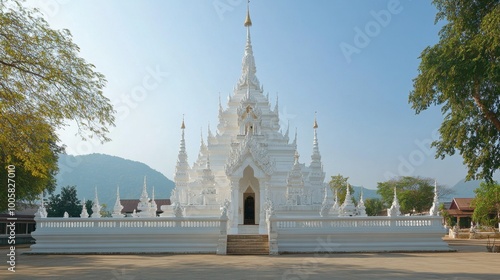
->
[226,234,269,255]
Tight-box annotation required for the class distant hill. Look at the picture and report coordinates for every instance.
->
[445,179,483,200]
[56,154,174,207]
[349,186,380,200]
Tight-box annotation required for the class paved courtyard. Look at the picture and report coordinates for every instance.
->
[1,239,499,280]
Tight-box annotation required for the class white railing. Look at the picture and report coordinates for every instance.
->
[266,215,450,254]
[273,216,442,229]
[36,217,222,229]
[31,216,229,254]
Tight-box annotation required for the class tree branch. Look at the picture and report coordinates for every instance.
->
[472,81,500,132]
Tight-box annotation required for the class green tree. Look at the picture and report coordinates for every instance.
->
[409,0,500,181]
[364,198,384,216]
[85,199,93,217]
[83,200,111,217]
[472,181,500,227]
[329,174,355,205]
[0,0,115,210]
[100,203,112,218]
[46,186,81,217]
[440,203,454,227]
[377,177,451,214]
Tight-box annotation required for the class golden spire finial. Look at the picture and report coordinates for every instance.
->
[244,0,252,27]
[313,111,318,129]
[181,114,185,129]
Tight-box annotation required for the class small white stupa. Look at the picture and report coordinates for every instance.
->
[388,187,401,217]
[339,184,357,217]
[429,180,440,216]
[112,186,125,218]
[90,187,102,218]
[357,189,367,217]
[80,198,89,218]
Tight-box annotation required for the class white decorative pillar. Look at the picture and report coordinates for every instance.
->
[229,179,239,234]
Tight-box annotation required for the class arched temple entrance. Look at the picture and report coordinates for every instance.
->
[243,189,255,224]
[238,165,260,226]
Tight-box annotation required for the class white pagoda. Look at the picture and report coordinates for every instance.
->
[169,5,329,234]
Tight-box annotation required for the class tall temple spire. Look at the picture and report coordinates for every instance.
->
[293,127,298,146]
[311,112,322,165]
[175,117,190,186]
[177,116,187,163]
[308,111,325,184]
[238,0,259,90]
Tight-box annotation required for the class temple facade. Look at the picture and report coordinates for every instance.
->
[29,5,450,255]
[168,6,328,234]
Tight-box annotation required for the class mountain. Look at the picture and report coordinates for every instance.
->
[445,179,483,200]
[349,186,380,200]
[56,153,174,208]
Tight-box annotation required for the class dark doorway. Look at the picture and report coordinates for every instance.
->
[244,195,255,225]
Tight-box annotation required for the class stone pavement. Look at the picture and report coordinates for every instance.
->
[1,239,499,280]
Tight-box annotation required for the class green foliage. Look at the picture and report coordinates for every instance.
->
[409,0,500,181]
[439,203,454,227]
[377,176,449,214]
[0,0,114,210]
[364,198,384,216]
[329,174,355,205]
[47,186,81,217]
[472,181,500,227]
[85,199,93,217]
[83,200,111,217]
[100,203,112,218]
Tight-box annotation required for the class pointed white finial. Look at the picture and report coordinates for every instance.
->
[429,180,440,216]
[388,187,401,217]
[244,0,252,27]
[112,186,124,218]
[313,111,318,129]
[91,187,102,218]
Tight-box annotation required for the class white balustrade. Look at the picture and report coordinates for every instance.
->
[30,216,228,254]
[274,216,441,229]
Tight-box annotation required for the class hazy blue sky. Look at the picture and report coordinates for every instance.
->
[28,0,479,189]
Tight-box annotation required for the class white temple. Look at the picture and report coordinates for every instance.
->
[29,4,450,255]
[167,5,329,234]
